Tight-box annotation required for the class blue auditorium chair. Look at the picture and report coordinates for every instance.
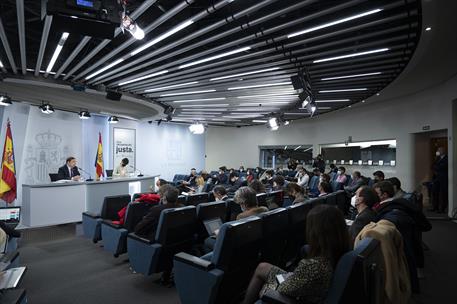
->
[259,238,384,304]
[186,193,209,206]
[100,202,156,257]
[257,208,289,266]
[0,289,28,304]
[335,190,350,215]
[174,216,263,304]
[308,176,319,197]
[172,174,188,186]
[196,201,227,241]
[207,191,215,202]
[324,192,338,206]
[257,193,267,208]
[282,202,313,267]
[127,206,197,276]
[225,199,242,221]
[82,194,131,243]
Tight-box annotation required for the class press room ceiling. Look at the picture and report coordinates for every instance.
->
[0,0,425,125]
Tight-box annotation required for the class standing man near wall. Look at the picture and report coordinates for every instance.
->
[432,147,448,213]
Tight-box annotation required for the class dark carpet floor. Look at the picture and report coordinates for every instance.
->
[18,224,180,304]
[16,217,457,304]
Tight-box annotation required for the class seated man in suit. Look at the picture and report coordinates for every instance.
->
[344,171,366,194]
[134,184,183,285]
[134,185,183,240]
[348,186,378,243]
[57,156,81,181]
[212,185,228,202]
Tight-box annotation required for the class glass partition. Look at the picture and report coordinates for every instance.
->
[320,139,396,167]
[259,145,313,169]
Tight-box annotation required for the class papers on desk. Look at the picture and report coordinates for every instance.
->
[53,179,74,184]
[0,266,26,289]
[345,219,354,226]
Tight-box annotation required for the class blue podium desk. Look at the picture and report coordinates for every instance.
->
[21,175,158,228]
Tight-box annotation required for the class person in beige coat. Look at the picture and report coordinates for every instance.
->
[355,219,411,304]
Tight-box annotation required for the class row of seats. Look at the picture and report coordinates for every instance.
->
[81,188,357,303]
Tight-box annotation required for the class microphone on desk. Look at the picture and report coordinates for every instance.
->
[129,165,144,177]
[77,167,93,181]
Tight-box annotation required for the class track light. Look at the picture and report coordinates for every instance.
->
[121,12,145,40]
[39,103,54,114]
[79,110,91,119]
[0,95,12,106]
[189,122,205,134]
[108,116,119,124]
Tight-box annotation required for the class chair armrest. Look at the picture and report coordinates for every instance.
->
[0,250,19,263]
[174,252,214,271]
[102,220,122,229]
[83,212,100,218]
[261,290,297,304]
[128,232,153,244]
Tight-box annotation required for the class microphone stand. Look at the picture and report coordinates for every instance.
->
[78,167,93,181]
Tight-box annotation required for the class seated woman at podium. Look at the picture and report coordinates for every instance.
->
[113,158,129,178]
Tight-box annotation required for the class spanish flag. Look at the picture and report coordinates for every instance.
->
[0,120,17,204]
[95,132,104,180]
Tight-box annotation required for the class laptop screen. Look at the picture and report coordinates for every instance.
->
[0,207,21,223]
[203,218,222,236]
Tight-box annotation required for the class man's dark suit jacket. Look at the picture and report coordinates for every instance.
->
[57,165,81,180]
[349,207,376,241]
[134,202,183,241]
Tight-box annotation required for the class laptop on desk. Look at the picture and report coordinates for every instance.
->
[0,207,21,229]
[203,218,223,238]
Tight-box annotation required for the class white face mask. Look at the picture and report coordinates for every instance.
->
[337,170,342,175]
[351,196,358,208]
[436,151,441,156]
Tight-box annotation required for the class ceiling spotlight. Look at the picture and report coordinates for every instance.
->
[189,122,205,134]
[425,27,432,31]
[268,117,279,131]
[79,110,91,119]
[108,116,119,124]
[121,12,144,40]
[284,120,290,126]
[0,95,12,106]
[39,103,54,114]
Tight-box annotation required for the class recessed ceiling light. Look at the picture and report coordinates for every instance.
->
[321,72,381,81]
[130,20,194,56]
[239,101,293,106]
[209,67,280,81]
[118,70,169,86]
[252,120,268,123]
[144,81,199,92]
[313,48,389,63]
[160,90,217,97]
[376,93,380,96]
[172,98,226,103]
[180,104,229,107]
[319,88,368,93]
[425,27,432,31]
[362,100,366,103]
[315,99,350,102]
[228,82,292,90]
[288,9,382,38]
[179,46,251,69]
[86,58,124,80]
[237,92,297,98]
[46,32,70,74]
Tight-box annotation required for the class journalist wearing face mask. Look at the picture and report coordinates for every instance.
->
[235,187,268,220]
[348,186,379,243]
